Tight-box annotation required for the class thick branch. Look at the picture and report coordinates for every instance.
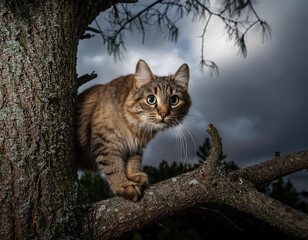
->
[82,157,308,239]
[231,150,308,186]
[217,179,308,238]
[81,123,308,239]
[81,167,212,239]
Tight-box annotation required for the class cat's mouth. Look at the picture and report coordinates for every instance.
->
[156,119,170,128]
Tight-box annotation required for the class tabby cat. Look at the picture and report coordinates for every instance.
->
[76,60,191,201]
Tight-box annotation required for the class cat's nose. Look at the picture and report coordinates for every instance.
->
[159,111,168,119]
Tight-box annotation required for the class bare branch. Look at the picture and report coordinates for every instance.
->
[76,0,138,40]
[80,33,95,40]
[77,72,98,88]
[198,207,243,232]
[199,13,219,74]
[205,124,222,176]
[231,150,308,186]
[80,27,103,40]
[81,167,212,239]
[93,0,271,73]
[86,26,102,34]
[94,19,106,42]
[81,124,308,239]
[82,151,308,239]
[109,0,163,46]
[219,179,308,239]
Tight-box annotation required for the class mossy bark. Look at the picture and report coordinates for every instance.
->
[0,2,85,239]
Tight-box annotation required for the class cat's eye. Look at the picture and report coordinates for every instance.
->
[169,96,179,106]
[147,95,157,105]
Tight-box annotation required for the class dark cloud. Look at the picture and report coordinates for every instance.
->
[77,0,308,191]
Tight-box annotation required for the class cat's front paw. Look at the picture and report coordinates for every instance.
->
[128,172,148,187]
[116,181,141,202]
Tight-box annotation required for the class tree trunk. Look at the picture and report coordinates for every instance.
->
[0,1,137,238]
[0,2,84,239]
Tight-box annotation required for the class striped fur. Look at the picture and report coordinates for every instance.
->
[75,60,191,201]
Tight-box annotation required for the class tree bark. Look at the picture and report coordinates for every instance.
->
[80,125,308,239]
[231,150,308,186]
[0,1,84,239]
[82,149,308,239]
[0,1,149,238]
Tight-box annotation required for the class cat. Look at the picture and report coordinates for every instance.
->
[75,60,191,201]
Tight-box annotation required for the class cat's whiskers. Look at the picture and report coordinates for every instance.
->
[185,119,206,134]
[174,126,181,162]
[172,117,204,166]
[171,119,183,163]
[177,122,199,163]
[182,118,207,147]
[173,120,189,166]
[182,119,204,146]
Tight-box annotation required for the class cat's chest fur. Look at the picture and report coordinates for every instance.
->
[123,127,156,154]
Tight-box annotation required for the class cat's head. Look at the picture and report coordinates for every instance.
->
[125,60,191,131]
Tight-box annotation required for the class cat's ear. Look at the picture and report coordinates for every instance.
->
[135,60,155,88]
[172,63,189,90]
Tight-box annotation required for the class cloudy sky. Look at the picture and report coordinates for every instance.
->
[77,0,308,191]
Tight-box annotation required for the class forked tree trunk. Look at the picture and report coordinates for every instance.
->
[0,2,84,238]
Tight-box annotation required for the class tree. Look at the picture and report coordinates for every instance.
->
[0,1,307,239]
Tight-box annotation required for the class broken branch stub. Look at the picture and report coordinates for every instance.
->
[205,124,223,176]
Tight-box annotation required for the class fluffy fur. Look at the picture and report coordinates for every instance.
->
[76,60,191,201]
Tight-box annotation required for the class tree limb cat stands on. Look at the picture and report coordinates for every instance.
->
[81,124,308,239]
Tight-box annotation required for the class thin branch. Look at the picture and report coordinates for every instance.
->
[76,0,138,41]
[137,16,145,44]
[200,14,219,74]
[205,124,222,176]
[193,0,239,24]
[77,72,98,88]
[241,20,258,37]
[111,0,163,44]
[113,4,120,19]
[80,33,95,40]
[247,1,262,22]
[86,26,101,34]
[95,0,270,73]
[198,207,243,232]
[94,19,105,42]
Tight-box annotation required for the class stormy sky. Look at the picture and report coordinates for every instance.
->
[77,0,308,191]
